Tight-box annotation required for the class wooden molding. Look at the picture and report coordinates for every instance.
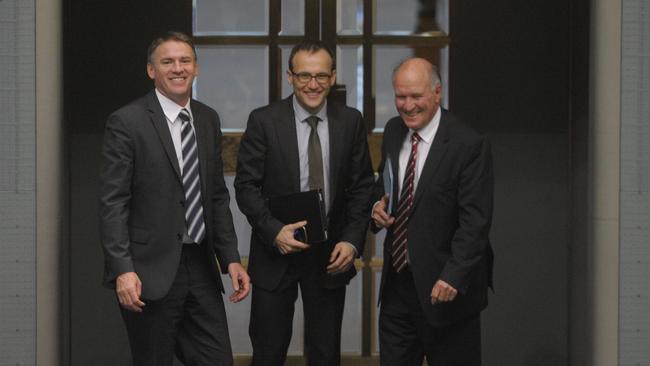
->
[222,132,242,175]
[368,132,383,172]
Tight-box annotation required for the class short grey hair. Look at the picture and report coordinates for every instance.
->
[392,58,441,90]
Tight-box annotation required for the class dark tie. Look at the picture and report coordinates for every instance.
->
[391,132,421,272]
[179,109,206,244]
[306,116,324,195]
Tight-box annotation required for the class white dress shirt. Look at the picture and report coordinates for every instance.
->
[155,89,197,244]
[292,96,331,213]
[292,97,357,254]
[397,106,441,198]
[155,89,194,174]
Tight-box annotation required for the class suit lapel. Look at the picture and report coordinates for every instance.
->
[412,111,450,210]
[387,121,408,211]
[274,97,301,191]
[147,91,182,180]
[327,102,344,206]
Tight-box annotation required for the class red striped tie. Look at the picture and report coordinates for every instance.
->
[391,132,421,272]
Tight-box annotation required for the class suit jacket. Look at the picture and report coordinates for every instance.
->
[375,109,494,327]
[98,90,240,300]
[234,96,374,291]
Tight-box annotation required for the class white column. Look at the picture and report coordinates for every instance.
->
[589,0,621,365]
[36,0,63,363]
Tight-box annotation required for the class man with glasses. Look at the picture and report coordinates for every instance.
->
[235,40,374,366]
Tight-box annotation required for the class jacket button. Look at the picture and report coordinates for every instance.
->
[179,201,185,207]
[176,234,182,240]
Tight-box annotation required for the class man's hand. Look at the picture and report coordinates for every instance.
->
[327,242,356,275]
[227,262,251,303]
[430,279,458,305]
[372,195,395,228]
[274,221,310,255]
[116,271,145,312]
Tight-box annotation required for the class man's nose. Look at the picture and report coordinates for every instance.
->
[307,77,319,88]
[403,98,415,110]
[171,61,183,72]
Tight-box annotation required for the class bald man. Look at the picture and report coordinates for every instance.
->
[371,58,494,366]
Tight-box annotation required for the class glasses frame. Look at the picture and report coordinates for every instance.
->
[290,71,333,84]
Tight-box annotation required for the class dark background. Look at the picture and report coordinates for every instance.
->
[62,0,589,365]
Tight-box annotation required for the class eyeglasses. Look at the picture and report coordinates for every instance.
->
[290,71,332,84]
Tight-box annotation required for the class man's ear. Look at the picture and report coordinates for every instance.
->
[286,69,294,85]
[146,63,155,80]
[330,69,337,86]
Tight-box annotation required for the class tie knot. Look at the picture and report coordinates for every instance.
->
[179,108,191,123]
[306,116,320,129]
[411,132,421,143]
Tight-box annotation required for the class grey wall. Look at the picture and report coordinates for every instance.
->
[620,0,650,363]
[0,0,36,364]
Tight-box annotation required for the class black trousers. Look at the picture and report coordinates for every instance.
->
[249,250,346,366]
[379,267,481,366]
[120,244,232,366]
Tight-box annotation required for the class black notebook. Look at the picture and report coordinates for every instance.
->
[268,189,328,243]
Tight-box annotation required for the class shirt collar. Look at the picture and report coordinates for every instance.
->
[411,106,441,144]
[155,89,192,123]
[292,94,328,123]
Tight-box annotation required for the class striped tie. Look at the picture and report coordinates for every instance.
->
[179,108,206,244]
[391,132,421,272]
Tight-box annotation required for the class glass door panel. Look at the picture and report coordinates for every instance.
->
[280,44,297,99]
[336,45,364,112]
[194,46,269,131]
[374,0,420,35]
[374,0,447,35]
[281,0,306,35]
[225,176,251,256]
[341,274,364,355]
[337,0,363,35]
[193,0,269,35]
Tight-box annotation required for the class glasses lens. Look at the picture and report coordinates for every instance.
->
[294,72,330,84]
[315,74,330,83]
[297,73,312,83]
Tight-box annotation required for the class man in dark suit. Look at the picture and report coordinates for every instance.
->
[372,58,494,366]
[234,41,374,366]
[98,31,250,366]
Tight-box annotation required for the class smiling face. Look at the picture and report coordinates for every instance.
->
[146,40,198,106]
[287,49,336,114]
[393,59,441,131]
